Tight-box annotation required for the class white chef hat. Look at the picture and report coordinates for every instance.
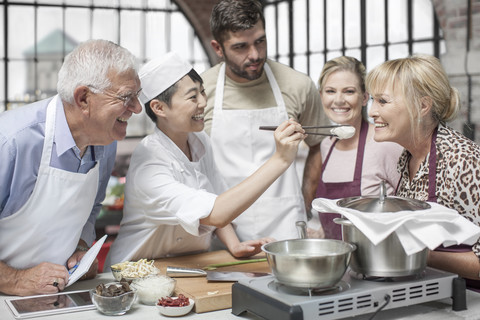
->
[138,52,193,105]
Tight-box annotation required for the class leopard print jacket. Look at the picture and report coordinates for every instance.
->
[396,124,480,257]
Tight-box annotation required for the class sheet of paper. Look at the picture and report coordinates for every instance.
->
[66,234,107,287]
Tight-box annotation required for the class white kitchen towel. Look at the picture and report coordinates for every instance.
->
[312,198,480,255]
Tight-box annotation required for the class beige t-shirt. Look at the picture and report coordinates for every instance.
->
[201,59,329,147]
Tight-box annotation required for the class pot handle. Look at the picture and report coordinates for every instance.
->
[295,221,307,239]
[379,180,386,204]
[333,217,353,226]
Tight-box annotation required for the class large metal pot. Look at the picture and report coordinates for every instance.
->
[334,218,428,277]
[334,181,430,277]
[262,239,356,288]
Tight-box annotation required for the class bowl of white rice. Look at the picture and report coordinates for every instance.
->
[130,275,176,305]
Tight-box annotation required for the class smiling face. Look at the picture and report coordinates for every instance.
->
[87,68,142,145]
[368,85,413,147]
[213,21,267,83]
[320,70,368,126]
[156,75,207,141]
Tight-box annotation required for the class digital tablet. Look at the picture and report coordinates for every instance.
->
[5,290,95,319]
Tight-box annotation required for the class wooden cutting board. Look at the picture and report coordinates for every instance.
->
[154,250,270,313]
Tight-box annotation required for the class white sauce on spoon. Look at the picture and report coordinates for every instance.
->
[331,126,355,139]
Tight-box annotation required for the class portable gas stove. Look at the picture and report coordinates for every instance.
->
[232,267,466,320]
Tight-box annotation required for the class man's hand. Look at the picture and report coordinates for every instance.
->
[67,251,98,281]
[0,261,68,296]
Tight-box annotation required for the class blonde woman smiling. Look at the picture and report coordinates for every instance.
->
[315,56,403,240]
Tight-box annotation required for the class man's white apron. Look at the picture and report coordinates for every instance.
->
[0,96,99,268]
[210,63,305,241]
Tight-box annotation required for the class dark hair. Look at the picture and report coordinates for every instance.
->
[210,0,265,44]
[145,69,203,123]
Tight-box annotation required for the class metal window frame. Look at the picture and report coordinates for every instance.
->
[0,0,198,110]
[1,0,445,111]
[264,0,444,74]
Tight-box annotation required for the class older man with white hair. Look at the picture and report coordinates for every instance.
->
[0,39,142,296]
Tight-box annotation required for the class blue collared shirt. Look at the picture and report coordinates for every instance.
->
[0,97,116,245]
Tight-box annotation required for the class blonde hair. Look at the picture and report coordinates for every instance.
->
[318,56,366,92]
[366,54,460,136]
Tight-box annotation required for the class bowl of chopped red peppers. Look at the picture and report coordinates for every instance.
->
[156,294,194,317]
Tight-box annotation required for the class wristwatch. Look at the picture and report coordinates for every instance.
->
[76,244,90,252]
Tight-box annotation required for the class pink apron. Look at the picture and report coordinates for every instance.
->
[315,120,368,240]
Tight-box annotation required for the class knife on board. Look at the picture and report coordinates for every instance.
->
[166,266,270,282]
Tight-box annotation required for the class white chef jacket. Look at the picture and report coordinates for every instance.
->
[106,128,227,267]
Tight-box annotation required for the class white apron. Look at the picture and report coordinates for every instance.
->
[0,96,99,269]
[210,63,305,241]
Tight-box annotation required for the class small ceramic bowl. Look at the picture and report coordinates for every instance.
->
[90,285,136,316]
[111,267,124,281]
[156,298,194,317]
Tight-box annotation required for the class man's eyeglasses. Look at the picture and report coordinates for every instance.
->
[89,86,142,108]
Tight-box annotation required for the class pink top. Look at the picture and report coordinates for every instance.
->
[320,126,403,197]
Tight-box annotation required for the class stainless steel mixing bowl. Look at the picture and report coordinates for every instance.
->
[262,239,356,288]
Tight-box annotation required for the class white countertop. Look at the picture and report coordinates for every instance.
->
[2,272,480,320]
[0,273,260,320]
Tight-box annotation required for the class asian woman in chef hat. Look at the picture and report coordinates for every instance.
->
[106,52,306,266]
